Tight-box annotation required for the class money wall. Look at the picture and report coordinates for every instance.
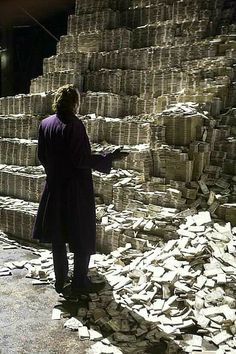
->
[0,0,236,252]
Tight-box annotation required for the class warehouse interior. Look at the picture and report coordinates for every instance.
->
[0,0,236,353]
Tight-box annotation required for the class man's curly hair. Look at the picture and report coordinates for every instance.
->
[52,85,80,115]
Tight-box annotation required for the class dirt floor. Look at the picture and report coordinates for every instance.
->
[0,241,92,354]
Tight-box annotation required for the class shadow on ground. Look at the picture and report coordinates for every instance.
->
[54,268,184,354]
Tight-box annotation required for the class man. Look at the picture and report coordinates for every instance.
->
[33,85,127,297]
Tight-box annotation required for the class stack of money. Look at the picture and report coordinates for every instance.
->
[0,197,37,241]
[130,0,166,7]
[53,53,91,73]
[152,148,192,183]
[204,164,222,180]
[90,42,217,71]
[0,0,236,255]
[152,145,189,178]
[150,125,167,149]
[75,0,129,13]
[0,165,45,203]
[182,56,235,77]
[216,203,236,226]
[165,160,194,183]
[0,115,39,139]
[160,112,204,146]
[119,232,147,250]
[80,92,124,117]
[104,118,153,145]
[133,23,174,48]
[175,92,221,116]
[223,159,236,175]
[0,138,39,166]
[82,116,104,142]
[93,168,143,204]
[121,69,192,97]
[219,107,236,127]
[130,0,224,11]
[120,4,166,28]
[100,28,132,51]
[96,224,121,253]
[90,49,128,71]
[112,149,152,179]
[24,94,53,115]
[91,142,152,179]
[205,127,223,150]
[85,69,122,94]
[57,33,102,54]
[67,10,119,34]
[56,35,77,54]
[0,96,15,115]
[130,187,185,209]
[211,128,236,172]
[83,115,158,145]
[124,95,170,115]
[0,93,53,116]
[214,138,236,160]
[189,141,211,180]
[166,3,209,22]
[115,115,166,146]
[133,20,211,48]
[113,185,136,211]
[93,171,116,204]
[56,28,134,55]
[75,0,117,15]
[43,56,57,74]
[114,174,144,210]
[30,71,83,94]
[30,77,45,94]
[211,150,227,167]
[169,179,198,200]
[228,81,236,107]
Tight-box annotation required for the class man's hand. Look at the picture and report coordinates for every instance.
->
[112,148,129,161]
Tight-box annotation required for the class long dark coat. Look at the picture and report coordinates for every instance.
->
[33,114,112,254]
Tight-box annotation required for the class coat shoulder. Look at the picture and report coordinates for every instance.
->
[41,114,57,128]
[66,116,86,134]
[69,116,84,127]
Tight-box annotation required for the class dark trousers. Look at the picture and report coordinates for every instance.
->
[52,243,90,290]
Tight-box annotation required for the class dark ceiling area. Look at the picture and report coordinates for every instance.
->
[0,0,75,25]
[0,0,75,96]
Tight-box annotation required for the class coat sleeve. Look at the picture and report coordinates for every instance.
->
[67,120,112,174]
[37,123,46,167]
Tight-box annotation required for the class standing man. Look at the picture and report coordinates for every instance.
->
[33,85,127,297]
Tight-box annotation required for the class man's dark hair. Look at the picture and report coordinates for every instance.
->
[53,85,80,115]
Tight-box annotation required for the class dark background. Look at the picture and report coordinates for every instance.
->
[0,0,75,96]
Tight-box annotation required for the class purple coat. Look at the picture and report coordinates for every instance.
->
[33,114,112,254]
